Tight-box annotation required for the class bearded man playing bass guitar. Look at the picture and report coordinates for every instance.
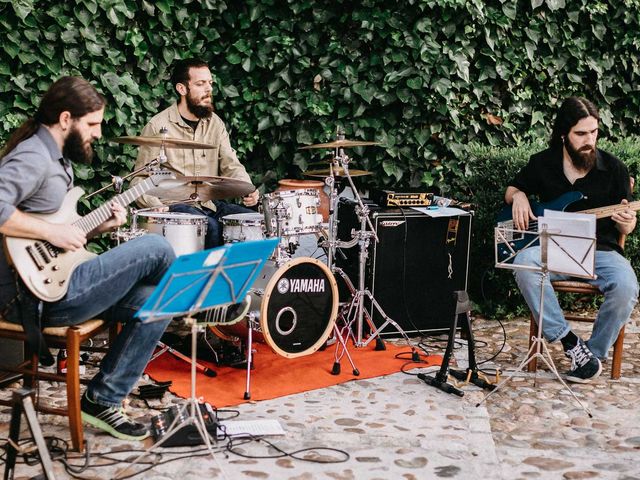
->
[505,96,638,383]
[0,77,176,440]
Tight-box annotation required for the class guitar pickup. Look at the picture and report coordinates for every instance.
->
[26,245,45,271]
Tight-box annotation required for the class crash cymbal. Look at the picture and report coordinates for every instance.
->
[146,176,255,201]
[304,167,372,178]
[110,136,216,149]
[299,139,380,150]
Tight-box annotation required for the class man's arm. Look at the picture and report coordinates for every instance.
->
[505,185,536,230]
[0,209,86,250]
[612,199,637,236]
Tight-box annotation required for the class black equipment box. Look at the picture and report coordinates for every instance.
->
[336,199,472,336]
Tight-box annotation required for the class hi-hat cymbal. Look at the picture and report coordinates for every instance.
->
[299,139,380,150]
[110,136,215,149]
[146,176,255,202]
[304,167,372,178]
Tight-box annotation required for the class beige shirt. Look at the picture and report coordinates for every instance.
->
[132,103,253,209]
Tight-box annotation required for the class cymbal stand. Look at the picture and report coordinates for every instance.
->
[326,149,419,367]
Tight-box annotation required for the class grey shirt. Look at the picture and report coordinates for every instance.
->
[0,126,73,306]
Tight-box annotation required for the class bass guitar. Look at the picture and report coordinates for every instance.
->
[496,191,640,262]
[4,171,173,302]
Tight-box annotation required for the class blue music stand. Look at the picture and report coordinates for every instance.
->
[132,238,278,461]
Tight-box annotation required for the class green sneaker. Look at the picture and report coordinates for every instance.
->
[81,392,149,441]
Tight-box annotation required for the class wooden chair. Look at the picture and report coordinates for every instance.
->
[0,316,115,452]
[527,178,635,380]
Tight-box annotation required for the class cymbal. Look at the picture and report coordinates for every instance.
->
[146,176,255,201]
[299,139,380,150]
[304,167,372,178]
[110,136,215,149]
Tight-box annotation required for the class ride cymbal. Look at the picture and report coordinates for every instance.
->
[299,139,380,150]
[304,167,372,178]
[110,136,216,149]
[146,176,255,201]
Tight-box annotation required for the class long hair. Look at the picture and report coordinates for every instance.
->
[170,58,209,99]
[1,76,106,156]
[549,96,599,149]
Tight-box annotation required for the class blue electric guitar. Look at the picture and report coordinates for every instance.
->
[496,191,640,262]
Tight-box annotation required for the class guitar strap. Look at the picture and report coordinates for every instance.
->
[2,269,54,366]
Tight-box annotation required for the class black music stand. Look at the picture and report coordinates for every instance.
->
[119,239,278,474]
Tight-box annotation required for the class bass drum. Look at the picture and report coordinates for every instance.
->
[211,257,338,358]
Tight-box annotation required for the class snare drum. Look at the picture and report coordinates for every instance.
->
[262,189,322,236]
[136,211,207,257]
[210,257,338,358]
[221,213,265,243]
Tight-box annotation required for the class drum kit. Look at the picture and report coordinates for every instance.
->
[105,129,415,378]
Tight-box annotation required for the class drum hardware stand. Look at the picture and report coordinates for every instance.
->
[4,388,57,480]
[150,340,217,377]
[318,137,419,372]
[477,226,594,416]
[87,126,170,201]
[418,291,496,397]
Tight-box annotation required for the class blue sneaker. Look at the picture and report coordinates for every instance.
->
[564,339,602,383]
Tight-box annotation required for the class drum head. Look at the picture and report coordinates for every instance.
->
[260,257,337,358]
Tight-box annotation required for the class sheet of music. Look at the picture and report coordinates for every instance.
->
[539,210,596,278]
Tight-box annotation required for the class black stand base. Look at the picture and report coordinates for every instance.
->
[449,368,496,391]
[420,291,495,397]
[331,362,341,375]
[374,337,386,351]
[418,373,464,397]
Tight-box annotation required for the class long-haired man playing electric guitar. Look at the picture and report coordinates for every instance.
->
[505,96,638,383]
[0,77,176,440]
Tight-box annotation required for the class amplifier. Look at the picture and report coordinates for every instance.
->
[336,201,471,335]
[372,189,433,207]
[150,403,218,447]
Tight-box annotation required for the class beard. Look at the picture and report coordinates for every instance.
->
[564,137,596,171]
[63,127,93,164]
[185,89,213,119]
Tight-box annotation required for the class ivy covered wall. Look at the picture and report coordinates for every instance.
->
[2,0,640,313]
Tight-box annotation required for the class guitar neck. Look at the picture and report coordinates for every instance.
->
[72,177,157,234]
[581,200,640,219]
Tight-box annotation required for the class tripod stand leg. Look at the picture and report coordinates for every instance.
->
[331,323,359,376]
[360,291,420,361]
[5,389,57,480]
[244,319,254,400]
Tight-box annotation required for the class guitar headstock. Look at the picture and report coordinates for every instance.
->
[149,170,176,185]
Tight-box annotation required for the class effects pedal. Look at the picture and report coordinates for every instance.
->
[150,402,218,447]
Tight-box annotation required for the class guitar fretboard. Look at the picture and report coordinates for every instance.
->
[72,176,162,234]
[581,200,640,219]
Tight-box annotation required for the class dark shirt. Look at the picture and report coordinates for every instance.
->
[180,115,199,132]
[509,145,632,253]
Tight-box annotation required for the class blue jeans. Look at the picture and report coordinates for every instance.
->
[44,234,176,407]
[170,201,255,248]
[514,246,638,359]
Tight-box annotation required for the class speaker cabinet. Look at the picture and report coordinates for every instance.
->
[336,200,471,336]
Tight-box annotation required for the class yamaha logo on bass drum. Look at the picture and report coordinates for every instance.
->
[277,277,326,294]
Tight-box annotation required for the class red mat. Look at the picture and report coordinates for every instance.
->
[145,342,441,407]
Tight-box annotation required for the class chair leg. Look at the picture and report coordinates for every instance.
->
[66,328,84,453]
[527,315,538,372]
[610,326,625,380]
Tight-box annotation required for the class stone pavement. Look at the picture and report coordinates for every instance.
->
[1,312,639,480]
